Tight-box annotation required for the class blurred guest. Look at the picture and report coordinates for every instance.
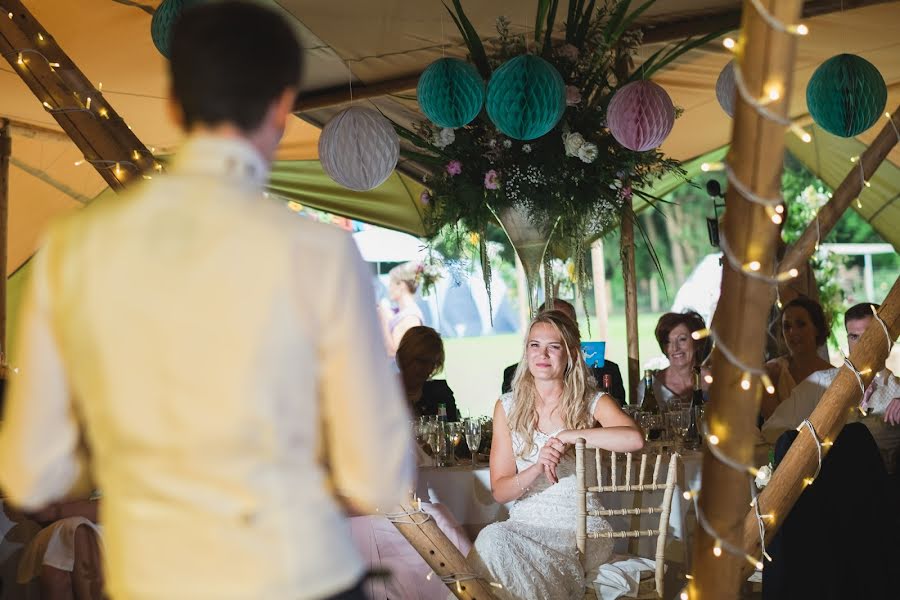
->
[637,310,711,409]
[763,303,899,473]
[763,296,834,419]
[379,261,425,357]
[0,3,413,599]
[396,326,459,421]
[501,299,626,405]
[17,498,103,600]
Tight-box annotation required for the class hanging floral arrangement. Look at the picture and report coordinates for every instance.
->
[397,0,722,315]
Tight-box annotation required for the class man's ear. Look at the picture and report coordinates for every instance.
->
[271,87,298,131]
[167,93,186,131]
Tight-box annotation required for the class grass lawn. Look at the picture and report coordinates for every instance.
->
[443,312,666,418]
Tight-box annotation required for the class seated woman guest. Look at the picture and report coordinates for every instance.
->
[396,326,458,421]
[378,262,425,357]
[468,311,644,599]
[638,310,711,409]
[763,296,833,419]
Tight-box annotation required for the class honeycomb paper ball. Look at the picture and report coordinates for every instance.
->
[318,106,400,191]
[417,58,485,128]
[486,55,566,140]
[716,61,736,117]
[806,54,887,137]
[607,80,675,152]
[151,0,204,58]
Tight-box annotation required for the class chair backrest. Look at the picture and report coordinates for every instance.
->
[575,439,679,598]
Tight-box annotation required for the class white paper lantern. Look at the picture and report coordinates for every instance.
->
[318,106,399,191]
[716,61,736,118]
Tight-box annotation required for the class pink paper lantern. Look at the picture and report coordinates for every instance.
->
[607,80,675,152]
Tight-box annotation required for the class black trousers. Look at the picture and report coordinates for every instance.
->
[322,579,366,600]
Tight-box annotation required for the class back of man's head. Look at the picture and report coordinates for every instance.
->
[170,1,302,133]
[537,299,576,323]
[845,302,879,325]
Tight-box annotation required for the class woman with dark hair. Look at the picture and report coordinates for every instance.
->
[762,296,833,419]
[638,310,711,409]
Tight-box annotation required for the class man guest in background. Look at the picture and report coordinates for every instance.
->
[0,3,413,599]
[501,299,627,405]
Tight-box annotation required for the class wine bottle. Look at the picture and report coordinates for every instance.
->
[685,369,703,447]
[641,370,664,441]
[602,373,612,395]
[437,403,448,422]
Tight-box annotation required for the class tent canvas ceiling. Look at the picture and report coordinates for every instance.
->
[1,0,898,281]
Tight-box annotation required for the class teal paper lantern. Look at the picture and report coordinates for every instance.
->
[417,58,485,128]
[486,55,566,140]
[151,0,204,59]
[806,54,887,137]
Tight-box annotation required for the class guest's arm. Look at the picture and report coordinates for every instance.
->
[884,398,900,425]
[488,400,559,501]
[556,394,644,452]
[0,240,91,511]
[317,233,414,514]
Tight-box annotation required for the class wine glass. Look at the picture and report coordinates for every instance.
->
[464,419,482,467]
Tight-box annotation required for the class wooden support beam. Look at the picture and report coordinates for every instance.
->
[689,2,804,599]
[4,118,71,143]
[0,120,9,358]
[620,212,639,405]
[390,503,496,599]
[738,276,900,578]
[780,106,900,274]
[0,0,156,189]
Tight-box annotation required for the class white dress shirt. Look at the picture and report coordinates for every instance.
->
[0,135,414,599]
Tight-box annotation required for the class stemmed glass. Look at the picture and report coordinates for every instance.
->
[447,422,464,466]
[464,419,482,467]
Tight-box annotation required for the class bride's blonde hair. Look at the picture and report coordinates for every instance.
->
[507,311,596,458]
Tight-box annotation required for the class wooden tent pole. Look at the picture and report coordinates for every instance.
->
[620,211,639,405]
[0,0,155,188]
[780,106,900,273]
[689,2,804,599]
[738,276,900,577]
[0,120,9,358]
[390,503,496,599]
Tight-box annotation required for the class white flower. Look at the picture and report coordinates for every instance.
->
[563,132,585,157]
[755,463,773,489]
[522,144,532,154]
[502,139,512,148]
[565,85,582,106]
[433,127,456,149]
[577,142,598,163]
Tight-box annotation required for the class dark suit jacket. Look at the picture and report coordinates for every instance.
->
[412,379,459,422]
[501,359,626,406]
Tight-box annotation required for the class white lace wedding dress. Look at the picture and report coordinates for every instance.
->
[466,392,614,600]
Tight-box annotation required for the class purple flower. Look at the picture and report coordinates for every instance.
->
[620,186,633,200]
[419,190,431,205]
[446,160,462,176]
[566,85,582,106]
[484,169,500,190]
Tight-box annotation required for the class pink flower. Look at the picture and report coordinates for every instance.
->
[620,185,633,200]
[557,44,579,61]
[419,190,431,205]
[566,85,582,106]
[484,169,500,190]
[446,160,462,176]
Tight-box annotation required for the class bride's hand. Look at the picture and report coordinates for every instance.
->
[538,437,566,484]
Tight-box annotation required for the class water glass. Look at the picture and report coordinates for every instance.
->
[464,418,482,467]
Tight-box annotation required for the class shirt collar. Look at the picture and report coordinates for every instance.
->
[171,134,269,190]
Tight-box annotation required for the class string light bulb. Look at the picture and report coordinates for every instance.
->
[708,434,720,446]
[74,159,84,166]
[704,374,713,384]
[680,592,689,600]
[86,97,91,109]
[37,32,44,41]
[740,372,752,390]
[17,52,24,65]
[701,162,724,172]
[856,198,862,209]
[723,37,736,50]
[761,373,775,395]
[790,24,809,35]
[764,83,781,102]
[747,260,761,272]
[713,540,723,557]
[42,100,52,109]
[98,107,109,118]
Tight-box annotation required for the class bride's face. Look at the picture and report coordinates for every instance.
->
[526,322,567,381]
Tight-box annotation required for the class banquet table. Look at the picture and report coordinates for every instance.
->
[416,447,729,561]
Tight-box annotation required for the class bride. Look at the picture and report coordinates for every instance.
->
[468,310,644,599]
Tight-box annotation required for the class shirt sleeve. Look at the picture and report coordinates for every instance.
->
[315,233,414,513]
[0,242,90,509]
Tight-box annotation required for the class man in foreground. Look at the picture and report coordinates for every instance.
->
[0,3,413,598]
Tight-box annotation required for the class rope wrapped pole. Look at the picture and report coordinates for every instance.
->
[620,211,639,405]
[688,2,804,598]
[0,0,156,189]
[389,503,497,599]
[0,120,9,356]
[739,276,900,577]
[780,106,900,274]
